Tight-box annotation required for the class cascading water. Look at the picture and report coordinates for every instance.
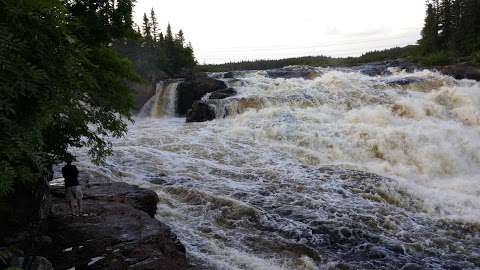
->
[76,67,480,269]
[139,81,180,117]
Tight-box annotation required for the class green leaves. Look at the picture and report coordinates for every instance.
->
[0,0,138,194]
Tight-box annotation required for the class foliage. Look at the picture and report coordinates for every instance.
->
[0,0,139,194]
[115,10,196,78]
[417,51,452,66]
[419,0,480,59]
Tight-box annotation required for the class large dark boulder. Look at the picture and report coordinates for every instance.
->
[441,63,480,81]
[386,77,424,86]
[50,182,159,218]
[186,101,216,123]
[209,88,237,100]
[44,174,187,270]
[176,73,227,115]
[45,199,186,270]
[266,66,319,80]
[354,59,420,76]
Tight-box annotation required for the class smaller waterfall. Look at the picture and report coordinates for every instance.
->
[139,82,180,117]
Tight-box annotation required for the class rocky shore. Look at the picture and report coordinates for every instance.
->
[1,172,188,270]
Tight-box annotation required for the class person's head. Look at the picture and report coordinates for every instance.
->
[65,155,75,165]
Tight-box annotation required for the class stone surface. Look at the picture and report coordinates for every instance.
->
[50,181,159,217]
[186,101,216,123]
[41,172,187,269]
[354,59,420,76]
[176,73,227,115]
[209,88,237,100]
[441,63,480,81]
[266,66,319,80]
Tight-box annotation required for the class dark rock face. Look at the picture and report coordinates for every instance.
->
[354,59,420,76]
[176,73,227,116]
[41,173,187,270]
[386,77,424,86]
[266,66,319,80]
[223,72,235,79]
[209,88,237,100]
[186,101,216,123]
[45,199,186,270]
[441,63,480,81]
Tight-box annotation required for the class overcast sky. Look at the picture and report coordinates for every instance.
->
[134,0,426,64]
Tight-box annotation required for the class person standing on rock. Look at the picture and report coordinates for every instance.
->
[62,158,83,216]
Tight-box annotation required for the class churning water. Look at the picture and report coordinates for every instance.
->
[77,67,480,269]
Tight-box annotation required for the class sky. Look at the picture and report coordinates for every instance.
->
[134,0,426,64]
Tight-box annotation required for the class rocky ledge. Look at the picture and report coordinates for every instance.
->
[41,173,187,270]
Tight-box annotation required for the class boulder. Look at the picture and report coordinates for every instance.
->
[223,72,235,79]
[176,73,227,115]
[386,77,424,86]
[440,63,480,81]
[354,59,420,76]
[44,175,187,270]
[50,182,159,217]
[209,88,237,100]
[45,200,186,270]
[266,66,319,80]
[186,101,216,123]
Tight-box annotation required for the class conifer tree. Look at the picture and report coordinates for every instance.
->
[150,8,159,42]
[142,13,152,41]
[420,2,440,53]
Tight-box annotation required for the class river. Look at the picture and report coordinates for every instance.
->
[76,67,480,269]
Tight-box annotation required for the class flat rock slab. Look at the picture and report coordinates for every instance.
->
[45,181,187,270]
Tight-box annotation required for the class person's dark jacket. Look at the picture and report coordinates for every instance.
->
[62,164,79,187]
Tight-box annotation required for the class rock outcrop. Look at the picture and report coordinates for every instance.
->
[176,73,227,115]
[209,88,237,100]
[440,63,480,81]
[266,66,319,80]
[354,59,420,76]
[186,101,216,123]
[40,173,187,270]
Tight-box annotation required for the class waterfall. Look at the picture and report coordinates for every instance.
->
[138,81,180,117]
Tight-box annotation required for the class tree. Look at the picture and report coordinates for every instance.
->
[150,8,159,42]
[176,29,185,46]
[142,13,152,41]
[420,2,440,53]
[0,0,138,195]
[165,23,174,43]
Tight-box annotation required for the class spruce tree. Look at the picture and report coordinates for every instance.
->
[150,9,159,42]
[420,2,440,53]
[142,13,152,41]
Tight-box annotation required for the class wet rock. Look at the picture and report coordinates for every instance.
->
[441,63,480,81]
[354,59,420,76]
[209,88,237,100]
[50,182,159,218]
[46,200,186,270]
[186,101,216,122]
[45,177,187,270]
[266,66,319,80]
[223,72,235,79]
[386,77,424,86]
[176,73,227,115]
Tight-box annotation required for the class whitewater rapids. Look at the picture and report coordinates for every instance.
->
[76,67,480,269]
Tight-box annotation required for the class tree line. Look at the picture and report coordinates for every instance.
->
[198,46,418,72]
[419,0,480,59]
[113,9,196,79]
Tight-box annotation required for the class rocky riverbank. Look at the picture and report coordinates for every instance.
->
[1,171,188,270]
